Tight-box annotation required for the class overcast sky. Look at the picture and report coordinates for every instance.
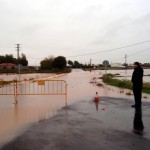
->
[0,0,150,65]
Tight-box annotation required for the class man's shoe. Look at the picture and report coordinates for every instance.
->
[131,105,136,108]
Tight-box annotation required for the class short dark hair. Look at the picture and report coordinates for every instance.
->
[134,62,140,66]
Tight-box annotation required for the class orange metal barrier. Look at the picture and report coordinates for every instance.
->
[0,80,67,104]
[0,82,15,95]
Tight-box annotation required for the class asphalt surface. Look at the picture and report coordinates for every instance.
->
[1,96,150,150]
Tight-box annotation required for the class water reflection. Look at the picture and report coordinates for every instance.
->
[14,104,18,122]
[94,101,99,111]
[133,107,144,135]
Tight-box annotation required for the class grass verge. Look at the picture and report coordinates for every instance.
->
[101,74,150,94]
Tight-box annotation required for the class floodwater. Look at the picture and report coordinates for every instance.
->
[98,69,150,82]
[0,69,150,147]
[0,73,56,81]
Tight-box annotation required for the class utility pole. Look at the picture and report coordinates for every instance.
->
[16,44,21,81]
[90,59,92,72]
[125,54,127,67]
[125,54,127,79]
[16,44,20,60]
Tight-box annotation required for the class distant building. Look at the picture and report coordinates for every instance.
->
[111,63,124,67]
[0,63,17,73]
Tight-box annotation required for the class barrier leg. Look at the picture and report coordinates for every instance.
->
[13,95,18,104]
[13,82,18,104]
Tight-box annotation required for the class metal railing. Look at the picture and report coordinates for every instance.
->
[0,80,67,104]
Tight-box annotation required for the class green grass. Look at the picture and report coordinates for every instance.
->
[142,88,150,94]
[101,74,150,94]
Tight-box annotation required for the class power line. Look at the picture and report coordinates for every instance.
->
[29,57,43,59]
[128,48,150,58]
[26,40,150,61]
[94,47,150,62]
[67,40,150,58]
[29,47,150,63]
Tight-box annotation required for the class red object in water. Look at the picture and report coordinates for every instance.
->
[101,108,106,110]
[94,97,99,102]
[94,92,100,102]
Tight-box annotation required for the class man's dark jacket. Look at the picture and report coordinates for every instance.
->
[132,66,143,85]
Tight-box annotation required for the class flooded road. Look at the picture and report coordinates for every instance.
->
[0,69,150,147]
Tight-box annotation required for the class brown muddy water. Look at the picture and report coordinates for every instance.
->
[97,69,150,82]
[0,69,150,147]
[0,73,56,81]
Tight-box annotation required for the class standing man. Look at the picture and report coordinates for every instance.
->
[131,62,143,108]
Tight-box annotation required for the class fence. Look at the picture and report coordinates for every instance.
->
[0,80,67,104]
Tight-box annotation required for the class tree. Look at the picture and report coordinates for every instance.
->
[53,56,66,70]
[19,53,28,66]
[74,61,81,68]
[0,55,5,64]
[0,54,17,64]
[123,63,128,68]
[68,60,73,66]
[40,56,55,70]
[142,63,150,67]
[5,54,14,63]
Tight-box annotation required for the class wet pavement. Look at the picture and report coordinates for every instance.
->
[0,69,150,149]
[1,96,150,150]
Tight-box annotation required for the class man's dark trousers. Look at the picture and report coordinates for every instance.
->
[133,83,142,108]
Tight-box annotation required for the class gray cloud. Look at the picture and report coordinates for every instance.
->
[0,0,150,65]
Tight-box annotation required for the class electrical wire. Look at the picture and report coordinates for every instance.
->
[67,40,150,58]
[128,48,150,58]
[26,40,150,60]
[93,47,150,62]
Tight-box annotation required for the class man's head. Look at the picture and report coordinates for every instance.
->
[133,62,140,69]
